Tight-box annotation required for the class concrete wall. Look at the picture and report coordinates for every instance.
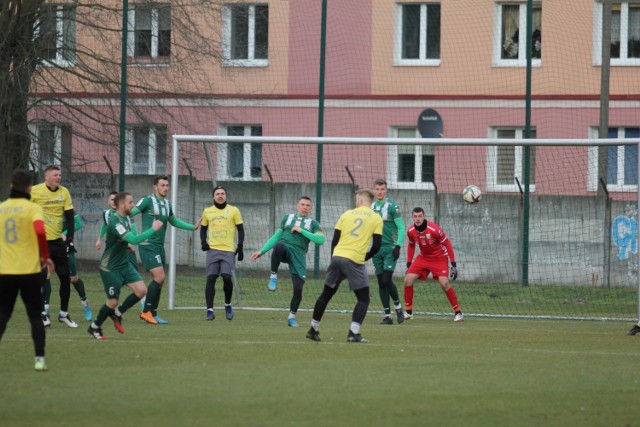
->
[68,173,638,288]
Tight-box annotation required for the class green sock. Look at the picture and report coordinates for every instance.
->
[290,295,302,314]
[119,293,141,314]
[379,286,391,315]
[95,304,113,327]
[388,283,400,307]
[151,283,163,315]
[145,281,160,314]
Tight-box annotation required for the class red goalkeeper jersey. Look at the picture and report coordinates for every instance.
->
[406,221,455,263]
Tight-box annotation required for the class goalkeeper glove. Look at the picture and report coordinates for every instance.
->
[392,245,401,261]
[201,242,210,252]
[65,239,76,255]
[449,262,458,281]
[236,244,244,261]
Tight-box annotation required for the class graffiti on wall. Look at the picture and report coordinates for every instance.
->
[612,205,638,261]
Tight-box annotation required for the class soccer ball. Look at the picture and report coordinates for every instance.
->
[462,185,482,204]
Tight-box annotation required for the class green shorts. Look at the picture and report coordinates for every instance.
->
[99,264,143,299]
[138,245,165,271]
[371,246,398,276]
[68,252,78,276]
[275,242,307,279]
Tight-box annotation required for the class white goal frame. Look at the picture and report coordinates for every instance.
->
[168,135,640,323]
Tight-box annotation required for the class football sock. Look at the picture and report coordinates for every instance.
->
[310,319,320,331]
[59,274,71,312]
[388,282,401,306]
[404,285,414,312]
[288,312,296,319]
[353,288,370,324]
[119,293,141,313]
[222,274,233,304]
[350,322,361,334]
[205,275,217,309]
[42,304,50,316]
[378,286,391,315]
[95,304,113,327]
[290,275,304,313]
[445,287,460,312]
[73,278,87,299]
[42,279,51,308]
[151,283,163,316]
[144,281,160,313]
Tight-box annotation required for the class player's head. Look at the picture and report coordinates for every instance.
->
[355,189,374,207]
[412,207,426,226]
[43,164,62,188]
[297,196,312,216]
[107,191,118,210]
[11,169,34,193]
[114,192,134,215]
[153,175,169,198]
[373,179,388,201]
[212,186,227,204]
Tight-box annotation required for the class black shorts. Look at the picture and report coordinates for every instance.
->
[47,240,69,277]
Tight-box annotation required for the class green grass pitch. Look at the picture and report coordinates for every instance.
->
[1,295,639,426]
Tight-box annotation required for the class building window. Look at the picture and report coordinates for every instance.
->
[223,4,269,67]
[594,2,640,65]
[29,123,72,172]
[588,127,639,191]
[38,4,76,67]
[386,127,435,189]
[125,125,167,175]
[127,4,171,62]
[217,125,262,180]
[487,128,536,192]
[394,3,440,65]
[493,3,541,66]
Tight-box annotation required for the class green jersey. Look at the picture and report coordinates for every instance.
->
[100,211,136,271]
[278,213,322,253]
[133,194,194,247]
[371,198,403,246]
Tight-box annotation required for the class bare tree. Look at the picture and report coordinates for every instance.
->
[0,0,228,197]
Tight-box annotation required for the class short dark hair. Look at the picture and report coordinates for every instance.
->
[374,179,387,187]
[299,196,312,202]
[212,186,226,197]
[154,175,169,185]
[44,164,61,173]
[109,191,118,196]
[11,169,34,192]
[412,207,425,215]
[114,192,131,208]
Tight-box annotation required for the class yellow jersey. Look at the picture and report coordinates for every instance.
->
[30,183,74,240]
[0,198,45,274]
[201,204,243,252]
[333,206,383,264]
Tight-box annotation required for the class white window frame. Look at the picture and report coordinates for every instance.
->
[222,4,269,67]
[216,125,263,181]
[593,1,640,66]
[486,127,536,192]
[125,126,166,175]
[127,4,171,62]
[492,2,542,68]
[38,4,76,67]
[386,127,435,190]
[29,123,63,168]
[587,127,638,192]
[393,3,441,66]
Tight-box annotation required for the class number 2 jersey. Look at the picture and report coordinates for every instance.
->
[333,206,383,264]
[406,221,455,263]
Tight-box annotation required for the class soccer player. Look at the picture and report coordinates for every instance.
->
[88,192,162,340]
[200,186,244,321]
[95,191,117,251]
[404,207,463,322]
[305,189,383,343]
[0,169,54,371]
[31,164,78,328]
[131,175,200,325]
[63,212,93,321]
[371,179,405,325]
[250,196,325,327]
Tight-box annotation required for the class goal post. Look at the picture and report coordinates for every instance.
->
[168,135,640,322]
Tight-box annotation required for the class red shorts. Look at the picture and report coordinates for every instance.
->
[407,256,449,281]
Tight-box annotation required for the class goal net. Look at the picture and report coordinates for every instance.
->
[166,135,640,321]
